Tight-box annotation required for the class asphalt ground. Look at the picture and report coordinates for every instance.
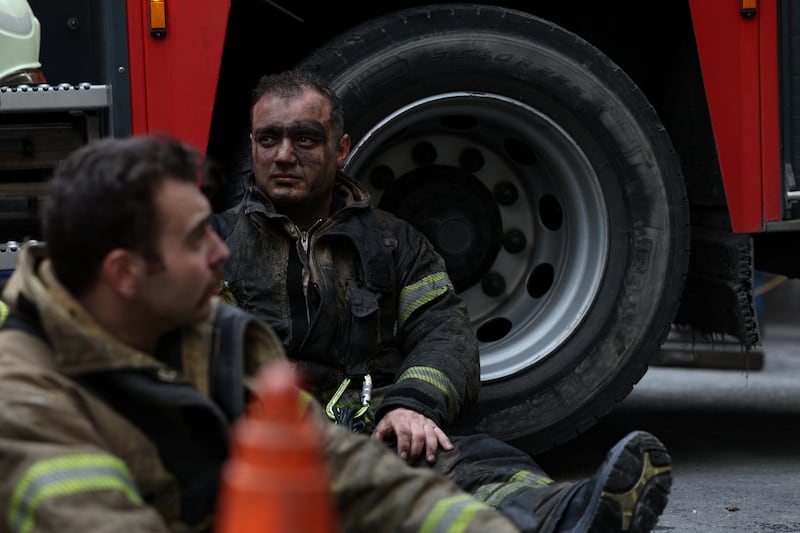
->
[535,279,800,533]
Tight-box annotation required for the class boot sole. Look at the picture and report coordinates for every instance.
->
[581,430,673,533]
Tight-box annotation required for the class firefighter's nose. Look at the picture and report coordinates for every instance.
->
[275,138,296,161]
[210,229,230,266]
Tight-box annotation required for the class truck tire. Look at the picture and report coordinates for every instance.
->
[297,4,690,454]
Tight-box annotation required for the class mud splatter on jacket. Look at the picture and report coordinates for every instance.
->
[213,172,480,430]
[0,244,519,533]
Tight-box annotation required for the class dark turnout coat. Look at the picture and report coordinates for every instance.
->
[213,171,481,430]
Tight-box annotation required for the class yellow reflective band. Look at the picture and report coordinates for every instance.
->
[9,454,142,533]
[396,366,460,421]
[0,300,8,326]
[218,280,238,306]
[421,494,489,533]
[506,469,554,487]
[398,272,453,327]
[298,388,316,416]
[473,470,554,507]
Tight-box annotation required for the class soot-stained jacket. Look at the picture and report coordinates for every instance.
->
[212,171,480,430]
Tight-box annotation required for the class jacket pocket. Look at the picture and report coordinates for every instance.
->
[346,286,380,374]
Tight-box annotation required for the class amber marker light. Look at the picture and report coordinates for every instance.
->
[740,0,757,19]
[149,0,167,38]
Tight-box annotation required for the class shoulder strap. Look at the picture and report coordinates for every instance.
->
[0,295,50,345]
[208,303,255,421]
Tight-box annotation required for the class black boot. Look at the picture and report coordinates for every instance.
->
[554,431,672,532]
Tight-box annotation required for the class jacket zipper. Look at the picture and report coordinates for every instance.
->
[297,219,325,328]
[298,219,325,255]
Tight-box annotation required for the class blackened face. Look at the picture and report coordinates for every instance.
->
[250,88,350,226]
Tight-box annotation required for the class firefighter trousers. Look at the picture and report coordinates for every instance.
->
[411,434,575,533]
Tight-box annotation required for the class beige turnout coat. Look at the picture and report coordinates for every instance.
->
[0,245,517,533]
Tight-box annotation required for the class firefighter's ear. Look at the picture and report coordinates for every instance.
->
[336,133,351,169]
[101,248,145,298]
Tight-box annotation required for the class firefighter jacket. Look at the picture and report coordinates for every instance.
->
[213,171,481,431]
[0,244,519,533]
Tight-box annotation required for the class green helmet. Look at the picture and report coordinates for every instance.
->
[0,0,42,84]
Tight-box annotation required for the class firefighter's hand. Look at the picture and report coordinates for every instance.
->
[371,407,453,463]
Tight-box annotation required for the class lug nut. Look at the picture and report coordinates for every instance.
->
[494,182,519,206]
[482,272,506,297]
[503,229,526,253]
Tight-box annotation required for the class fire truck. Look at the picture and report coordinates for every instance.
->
[1,0,795,454]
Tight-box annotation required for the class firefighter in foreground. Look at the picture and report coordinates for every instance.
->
[0,135,671,532]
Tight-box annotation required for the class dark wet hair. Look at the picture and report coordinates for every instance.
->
[44,134,203,296]
[250,69,344,138]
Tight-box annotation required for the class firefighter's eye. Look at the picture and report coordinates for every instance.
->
[295,136,316,147]
[187,224,209,248]
[256,134,279,146]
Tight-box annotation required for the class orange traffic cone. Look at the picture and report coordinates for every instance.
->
[215,361,337,533]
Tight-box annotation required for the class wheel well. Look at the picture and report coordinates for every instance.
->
[209,0,724,214]
[527,1,726,213]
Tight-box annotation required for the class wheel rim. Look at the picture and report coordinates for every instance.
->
[345,92,609,381]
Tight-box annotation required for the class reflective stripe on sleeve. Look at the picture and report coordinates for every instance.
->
[9,454,142,533]
[421,494,491,533]
[0,300,8,326]
[398,272,453,328]
[396,366,460,420]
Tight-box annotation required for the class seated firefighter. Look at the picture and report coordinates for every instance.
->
[212,69,481,464]
[0,134,672,532]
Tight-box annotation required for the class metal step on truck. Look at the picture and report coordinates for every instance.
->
[0,82,110,283]
[0,1,121,284]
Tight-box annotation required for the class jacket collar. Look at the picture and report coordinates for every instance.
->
[3,244,211,377]
[242,170,372,219]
